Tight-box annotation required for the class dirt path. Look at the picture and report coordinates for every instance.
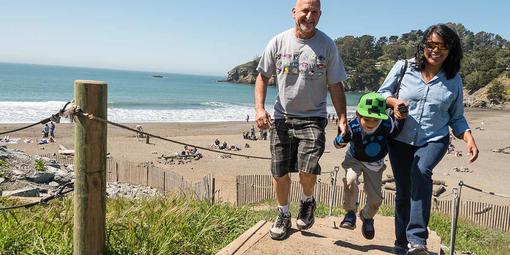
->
[218,216,441,255]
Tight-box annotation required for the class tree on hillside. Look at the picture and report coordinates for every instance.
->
[389,35,399,44]
[383,44,408,60]
[376,36,388,46]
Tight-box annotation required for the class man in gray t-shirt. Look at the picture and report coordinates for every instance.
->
[254,0,348,240]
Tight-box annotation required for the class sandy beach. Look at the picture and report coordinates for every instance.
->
[2,109,509,206]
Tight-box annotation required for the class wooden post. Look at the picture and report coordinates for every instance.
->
[211,175,216,204]
[73,80,107,255]
[115,162,119,182]
[329,166,339,216]
[163,171,166,193]
[146,165,150,186]
[450,184,463,255]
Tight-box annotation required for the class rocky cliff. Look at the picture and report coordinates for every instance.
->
[224,59,275,85]
[464,73,510,109]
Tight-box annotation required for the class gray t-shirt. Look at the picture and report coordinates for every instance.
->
[257,28,347,119]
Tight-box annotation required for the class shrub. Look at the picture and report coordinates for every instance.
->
[487,81,505,104]
[34,159,46,172]
[0,159,7,168]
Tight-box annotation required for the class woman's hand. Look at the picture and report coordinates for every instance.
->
[386,97,408,120]
[466,140,479,163]
[393,100,409,120]
[462,131,479,163]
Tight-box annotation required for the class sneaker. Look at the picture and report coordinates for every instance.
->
[340,210,356,229]
[269,210,291,240]
[407,243,429,255]
[359,211,375,239]
[296,198,316,230]
[393,241,408,254]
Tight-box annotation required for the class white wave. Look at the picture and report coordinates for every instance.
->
[0,101,356,123]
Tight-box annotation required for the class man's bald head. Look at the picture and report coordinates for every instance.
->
[294,0,321,10]
[292,0,321,39]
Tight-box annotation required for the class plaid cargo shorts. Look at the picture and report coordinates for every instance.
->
[270,117,328,177]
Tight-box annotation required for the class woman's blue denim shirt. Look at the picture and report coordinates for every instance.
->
[378,59,470,147]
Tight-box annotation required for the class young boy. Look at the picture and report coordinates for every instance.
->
[334,92,405,240]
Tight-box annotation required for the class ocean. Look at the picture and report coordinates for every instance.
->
[0,62,361,123]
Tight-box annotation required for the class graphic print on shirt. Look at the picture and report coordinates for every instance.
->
[275,51,326,80]
[364,134,385,157]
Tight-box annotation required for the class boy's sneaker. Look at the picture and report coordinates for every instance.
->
[359,211,375,239]
[269,210,291,240]
[296,198,316,230]
[406,243,429,255]
[340,210,356,229]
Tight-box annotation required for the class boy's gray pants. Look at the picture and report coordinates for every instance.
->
[341,153,385,219]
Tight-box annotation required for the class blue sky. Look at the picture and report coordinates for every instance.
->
[0,1,508,76]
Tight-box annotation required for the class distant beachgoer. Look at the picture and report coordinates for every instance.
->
[135,125,144,140]
[219,141,227,150]
[447,143,455,154]
[49,122,56,142]
[246,114,250,122]
[249,126,256,140]
[41,124,49,139]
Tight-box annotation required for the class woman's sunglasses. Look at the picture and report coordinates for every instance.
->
[426,41,449,51]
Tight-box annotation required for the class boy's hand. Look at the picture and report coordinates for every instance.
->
[334,126,348,148]
[333,135,346,148]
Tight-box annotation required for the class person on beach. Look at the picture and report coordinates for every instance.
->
[378,24,479,254]
[41,123,49,139]
[334,92,405,240]
[254,0,348,240]
[49,121,56,142]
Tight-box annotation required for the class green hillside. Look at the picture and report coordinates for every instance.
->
[226,23,510,106]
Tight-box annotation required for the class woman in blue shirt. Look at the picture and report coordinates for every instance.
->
[378,24,479,254]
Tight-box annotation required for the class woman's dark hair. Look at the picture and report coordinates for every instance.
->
[414,24,463,79]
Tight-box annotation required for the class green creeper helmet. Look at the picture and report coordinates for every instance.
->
[356,92,388,120]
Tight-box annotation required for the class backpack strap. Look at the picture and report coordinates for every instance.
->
[394,59,408,99]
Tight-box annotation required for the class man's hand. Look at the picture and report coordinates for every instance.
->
[255,108,271,129]
[338,116,347,137]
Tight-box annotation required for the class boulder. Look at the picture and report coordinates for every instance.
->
[25,171,55,184]
[0,147,8,160]
[2,187,40,197]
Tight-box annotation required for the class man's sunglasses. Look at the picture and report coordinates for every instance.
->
[426,41,448,51]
